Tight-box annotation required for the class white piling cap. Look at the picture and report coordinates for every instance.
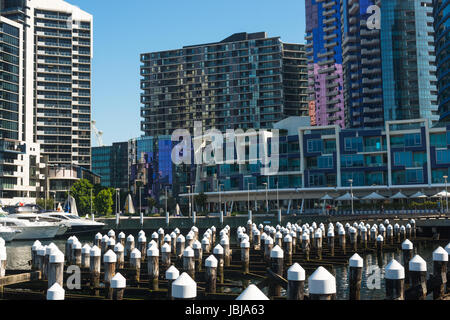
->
[201,237,210,245]
[177,234,185,243]
[32,240,42,250]
[302,233,310,241]
[147,245,159,257]
[394,223,399,229]
[161,243,171,253]
[90,246,101,257]
[158,228,165,234]
[164,265,179,280]
[82,244,91,254]
[174,228,180,234]
[410,219,415,224]
[236,284,269,300]
[371,226,377,232]
[111,273,126,289]
[379,225,386,232]
[275,232,282,239]
[289,231,296,238]
[288,263,305,281]
[172,272,197,299]
[400,225,406,231]
[432,246,449,262]
[385,259,405,279]
[72,241,82,250]
[47,283,65,300]
[406,224,411,229]
[314,230,322,238]
[338,228,345,235]
[193,240,201,250]
[211,226,216,232]
[360,226,367,232]
[130,248,141,259]
[138,230,145,237]
[240,240,250,248]
[67,237,75,244]
[308,266,336,295]
[101,235,109,242]
[387,224,393,230]
[95,233,102,240]
[152,232,159,239]
[349,253,363,268]
[261,233,267,240]
[126,234,134,242]
[402,239,413,250]
[107,238,116,246]
[284,234,292,242]
[138,234,147,242]
[205,255,218,268]
[170,232,177,239]
[265,236,274,245]
[445,243,450,255]
[270,245,284,259]
[384,219,389,225]
[377,235,384,242]
[183,246,194,258]
[255,230,261,236]
[191,226,198,233]
[409,255,427,272]
[103,250,117,263]
[37,246,47,256]
[148,240,157,248]
[164,234,171,242]
[108,230,115,237]
[327,229,335,237]
[213,244,224,255]
[114,243,124,253]
[118,232,126,239]
[46,243,58,255]
[49,250,64,263]
[220,236,229,245]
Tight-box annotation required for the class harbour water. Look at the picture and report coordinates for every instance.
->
[4,236,447,300]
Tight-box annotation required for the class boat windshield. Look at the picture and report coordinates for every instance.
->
[67,215,81,220]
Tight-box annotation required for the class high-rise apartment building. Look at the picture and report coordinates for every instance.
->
[140,32,308,136]
[0,16,41,202]
[305,0,345,128]
[341,0,384,128]
[1,0,93,169]
[380,0,439,126]
[434,0,450,122]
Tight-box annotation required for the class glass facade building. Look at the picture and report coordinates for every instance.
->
[305,0,345,127]
[380,0,439,126]
[434,0,450,121]
[140,32,308,136]
[341,0,384,128]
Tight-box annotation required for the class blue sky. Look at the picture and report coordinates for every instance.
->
[69,0,306,146]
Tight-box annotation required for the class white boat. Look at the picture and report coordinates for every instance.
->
[40,211,105,236]
[6,212,69,236]
[0,215,61,240]
[0,225,20,242]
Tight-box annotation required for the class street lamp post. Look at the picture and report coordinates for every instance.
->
[165,186,168,215]
[139,186,144,216]
[187,186,191,218]
[349,179,354,215]
[263,182,268,214]
[90,189,93,215]
[444,175,448,214]
[247,182,254,211]
[218,184,224,215]
[115,188,120,214]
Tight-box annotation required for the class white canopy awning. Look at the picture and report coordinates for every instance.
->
[391,192,408,199]
[336,192,358,201]
[432,190,450,198]
[321,194,334,200]
[362,192,386,200]
[410,191,427,199]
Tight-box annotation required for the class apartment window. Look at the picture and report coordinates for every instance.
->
[404,133,422,147]
[317,155,333,169]
[307,139,323,153]
[406,169,423,184]
[436,149,450,164]
[344,136,363,152]
[393,151,412,167]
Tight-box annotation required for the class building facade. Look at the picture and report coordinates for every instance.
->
[1,0,93,169]
[434,0,450,122]
[140,32,308,137]
[305,0,345,127]
[380,0,439,126]
[341,0,384,128]
[92,142,129,191]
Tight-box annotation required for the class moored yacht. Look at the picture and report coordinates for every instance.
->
[0,214,61,240]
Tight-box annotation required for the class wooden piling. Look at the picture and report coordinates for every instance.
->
[385,259,405,300]
[103,250,117,299]
[166,265,180,299]
[125,235,135,261]
[118,232,126,247]
[302,233,310,261]
[201,237,210,254]
[287,263,305,300]
[31,240,41,271]
[220,236,231,267]
[268,245,284,298]
[101,235,109,257]
[283,234,293,265]
[338,228,346,254]
[349,253,363,300]
[114,243,125,270]
[408,255,427,300]
[161,243,171,276]
[176,234,185,259]
[81,244,91,269]
[193,240,203,272]
[264,236,274,262]
[241,239,250,274]
[89,246,101,295]
[94,233,102,248]
[111,273,126,300]
[147,245,160,290]
[48,250,64,288]
[183,246,195,280]
[213,244,224,284]
[108,229,116,240]
[387,225,393,245]
[138,234,147,263]
[410,219,416,239]
[432,247,448,300]
[314,230,323,260]
[401,240,413,281]
[253,230,261,251]
[327,229,335,257]
[129,248,141,284]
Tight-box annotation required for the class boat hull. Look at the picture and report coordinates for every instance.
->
[12,225,60,240]
[0,231,17,242]
[58,224,105,237]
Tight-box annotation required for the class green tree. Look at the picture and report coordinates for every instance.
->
[69,179,94,215]
[36,198,55,211]
[147,197,157,213]
[94,189,113,216]
[195,192,208,214]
